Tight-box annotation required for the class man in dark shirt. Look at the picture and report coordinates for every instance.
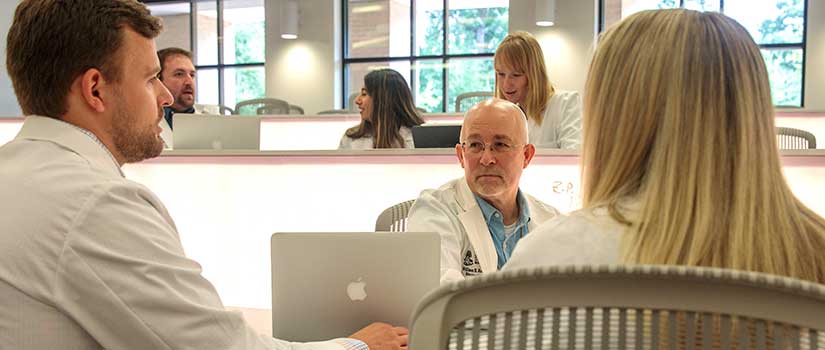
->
[157,47,196,129]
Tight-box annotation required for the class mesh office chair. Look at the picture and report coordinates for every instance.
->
[374,199,415,232]
[288,104,305,115]
[194,103,234,115]
[777,127,817,149]
[235,98,290,115]
[408,264,825,350]
[317,109,354,115]
[455,91,494,112]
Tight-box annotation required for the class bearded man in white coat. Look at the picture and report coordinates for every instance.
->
[0,1,406,349]
[407,99,560,284]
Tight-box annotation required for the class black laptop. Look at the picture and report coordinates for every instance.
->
[412,124,462,148]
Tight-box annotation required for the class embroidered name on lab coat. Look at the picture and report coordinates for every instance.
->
[462,249,482,276]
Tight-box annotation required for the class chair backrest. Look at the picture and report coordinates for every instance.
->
[194,103,234,115]
[408,264,825,350]
[288,104,305,115]
[375,199,415,232]
[317,109,354,115]
[455,91,494,113]
[777,127,817,149]
[235,98,290,115]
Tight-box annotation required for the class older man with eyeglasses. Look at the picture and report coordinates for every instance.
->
[407,98,560,284]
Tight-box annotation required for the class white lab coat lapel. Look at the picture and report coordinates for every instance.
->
[527,196,555,231]
[455,178,498,274]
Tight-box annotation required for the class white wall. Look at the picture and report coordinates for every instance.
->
[264,0,341,114]
[801,0,825,111]
[0,0,21,116]
[157,14,192,52]
[508,0,598,94]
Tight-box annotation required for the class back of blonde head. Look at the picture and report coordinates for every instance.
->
[583,9,825,283]
[494,31,554,125]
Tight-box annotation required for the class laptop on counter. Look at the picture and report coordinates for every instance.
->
[412,124,462,148]
[173,114,260,150]
[270,232,439,342]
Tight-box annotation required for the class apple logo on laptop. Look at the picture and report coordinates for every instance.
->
[347,277,367,301]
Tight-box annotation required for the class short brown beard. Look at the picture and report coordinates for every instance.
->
[110,96,164,163]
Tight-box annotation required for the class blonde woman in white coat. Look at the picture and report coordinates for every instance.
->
[494,31,582,149]
[507,9,825,285]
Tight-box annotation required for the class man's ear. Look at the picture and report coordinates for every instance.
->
[78,68,107,113]
[522,143,536,168]
[455,143,465,169]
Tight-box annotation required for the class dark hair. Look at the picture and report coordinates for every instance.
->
[6,0,162,118]
[346,69,425,148]
[157,47,193,81]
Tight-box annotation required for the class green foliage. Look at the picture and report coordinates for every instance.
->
[657,0,678,8]
[757,0,804,44]
[416,7,507,112]
[662,0,806,107]
[756,0,804,106]
[234,22,265,64]
[683,0,717,11]
[762,49,802,106]
[232,22,265,103]
[447,8,509,55]
[415,61,443,113]
[235,67,265,103]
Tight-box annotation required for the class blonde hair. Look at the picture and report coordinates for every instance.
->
[582,9,825,283]
[494,31,555,126]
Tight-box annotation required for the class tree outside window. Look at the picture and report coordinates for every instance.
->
[344,0,509,113]
[602,0,806,107]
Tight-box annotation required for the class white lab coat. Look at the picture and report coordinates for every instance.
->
[0,116,348,350]
[338,126,415,149]
[407,177,560,284]
[527,90,583,149]
[504,201,642,271]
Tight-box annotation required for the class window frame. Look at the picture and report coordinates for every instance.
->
[142,0,267,108]
[341,0,507,113]
[597,0,808,108]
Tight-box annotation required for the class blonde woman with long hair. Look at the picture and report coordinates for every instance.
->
[506,9,825,284]
[494,31,582,149]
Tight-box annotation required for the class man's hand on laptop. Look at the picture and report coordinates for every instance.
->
[349,322,409,350]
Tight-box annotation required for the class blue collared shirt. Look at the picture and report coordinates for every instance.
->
[474,190,532,269]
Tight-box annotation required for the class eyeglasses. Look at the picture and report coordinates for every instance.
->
[460,140,523,154]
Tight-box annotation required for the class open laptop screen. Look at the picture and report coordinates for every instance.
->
[173,114,260,150]
[271,232,439,341]
[412,124,462,148]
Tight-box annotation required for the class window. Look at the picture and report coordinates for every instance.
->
[344,0,509,113]
[143,0,266,109]
[600,0,807,107]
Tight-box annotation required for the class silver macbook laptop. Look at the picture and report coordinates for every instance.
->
[271,232,439,342]
[173,114,260,150]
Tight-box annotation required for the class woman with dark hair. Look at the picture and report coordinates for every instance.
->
[339,69,425,149]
